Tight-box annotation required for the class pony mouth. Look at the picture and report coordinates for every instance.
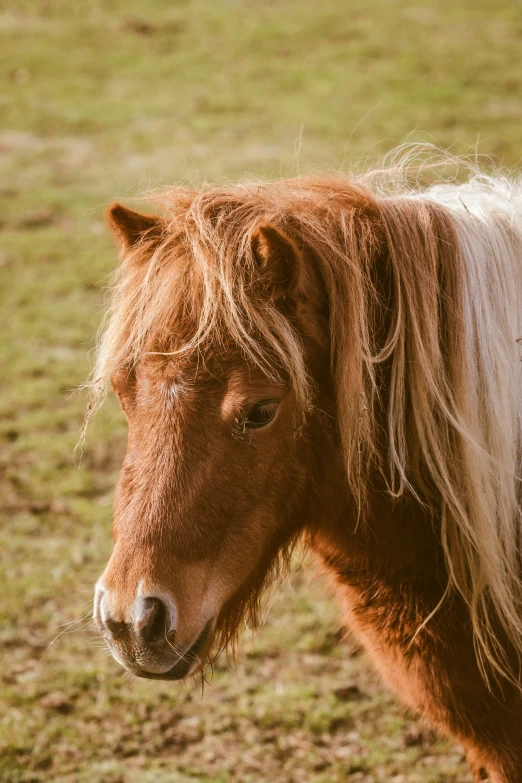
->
[132,619,214,681]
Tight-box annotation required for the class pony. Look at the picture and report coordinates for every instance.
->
[87,150,522,781]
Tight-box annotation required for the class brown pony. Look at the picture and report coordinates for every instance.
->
[88,156,522,781]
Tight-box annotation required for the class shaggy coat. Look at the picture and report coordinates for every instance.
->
[89,153,522,782]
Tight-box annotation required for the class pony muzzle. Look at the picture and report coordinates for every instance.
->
[94,580,214,679]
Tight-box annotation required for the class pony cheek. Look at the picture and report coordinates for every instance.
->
[209,518,276,589]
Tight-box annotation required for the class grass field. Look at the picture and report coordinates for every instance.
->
[2,1,522,781]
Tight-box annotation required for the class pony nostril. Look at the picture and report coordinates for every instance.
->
[104,616,127,638]
[136,597,169,643]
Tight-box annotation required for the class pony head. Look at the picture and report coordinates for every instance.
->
[91,190,354,678]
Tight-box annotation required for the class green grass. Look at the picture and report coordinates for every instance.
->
[1,0,520,780]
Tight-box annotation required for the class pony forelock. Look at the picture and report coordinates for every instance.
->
[85,147,522,684]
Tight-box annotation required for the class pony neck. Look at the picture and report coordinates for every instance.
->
[308,462,441,588]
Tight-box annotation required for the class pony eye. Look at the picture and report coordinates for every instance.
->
[244,399,280,429]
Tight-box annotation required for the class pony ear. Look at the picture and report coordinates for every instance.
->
[105,203,163,250]
[251,223,301,303]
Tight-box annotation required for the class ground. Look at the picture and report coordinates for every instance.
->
[1,0,521,781]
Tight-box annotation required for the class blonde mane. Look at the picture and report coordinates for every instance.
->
[87,149,522,682]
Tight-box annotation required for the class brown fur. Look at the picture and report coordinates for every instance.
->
[90,171,522,781]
